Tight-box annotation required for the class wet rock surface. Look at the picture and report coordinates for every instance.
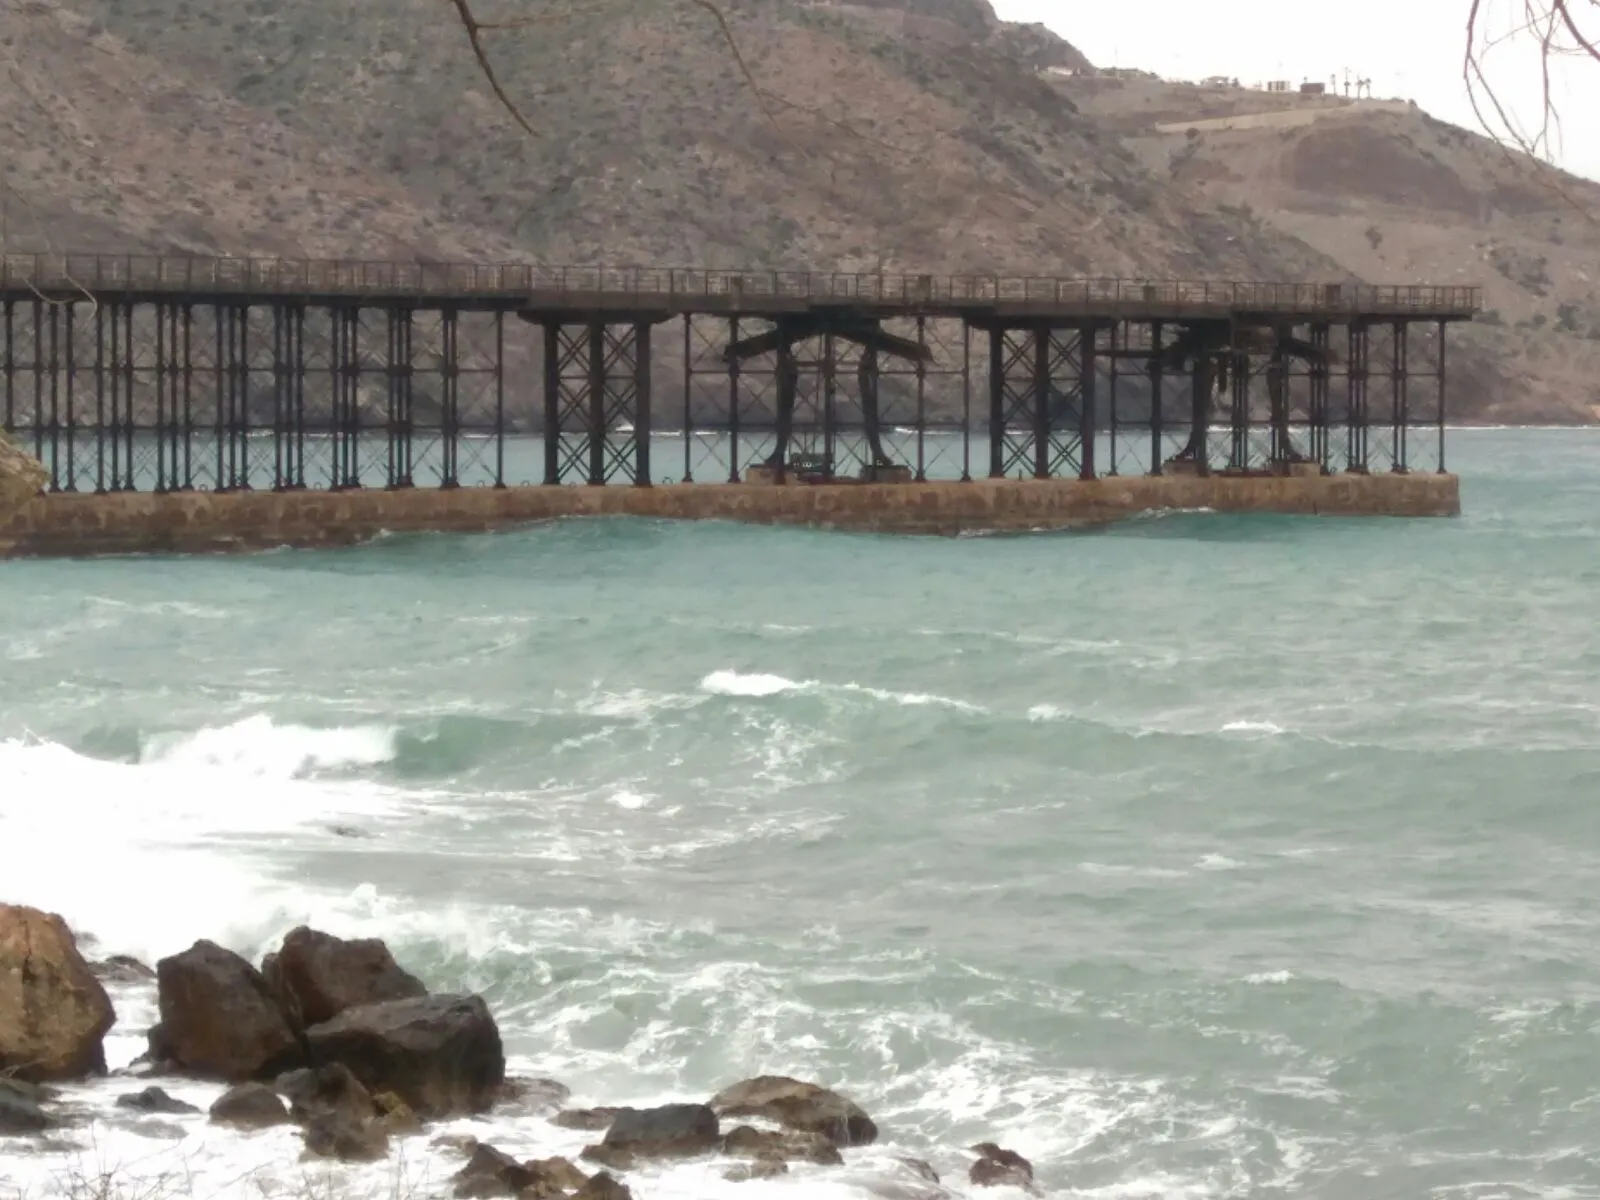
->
[303,993,505,1119]
[0,904,116,1082]
[209,1082,291,1130]
[268,926,427,1028]
[155,941,301,1081]
[710,1075,879,1146]
[115,1086,199,1116]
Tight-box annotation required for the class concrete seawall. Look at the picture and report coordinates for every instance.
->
[0,473,1459,558]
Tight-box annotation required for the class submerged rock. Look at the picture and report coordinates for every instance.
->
[209,1082,291,1130]
[304,994,504,1119]
[451,1143,586,1197]
[722,1123,842,1165]
[115,1086,199,1116]
[0,905,116,1082]
[553,1106,621,1131]
[495,1074,571,1114]
[91,955,157,985]
[581,1102,720,1169]
[279,1062,376,1128]
[969,1142,1036,1190]
[709,1075,878,1146]
[0,1078,57,1135]
[300,1106,390,1163]
[154,941,302,1081]
[266,926,427,1029]
[723,1157,789,1182]
[572,1173,633,1200]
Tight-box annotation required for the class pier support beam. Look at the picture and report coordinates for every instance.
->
[540,319,653,486]
[985,322,1097,481]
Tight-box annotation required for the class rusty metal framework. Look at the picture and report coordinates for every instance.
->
[0,276,1470,493]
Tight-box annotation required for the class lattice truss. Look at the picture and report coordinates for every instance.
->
[295,306,510,490]
[542,322,650,486]
[987,324,1096,480]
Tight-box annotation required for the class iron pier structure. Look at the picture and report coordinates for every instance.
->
[0,254,1480,494]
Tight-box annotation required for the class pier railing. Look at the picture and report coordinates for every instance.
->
[0,253,1482,316]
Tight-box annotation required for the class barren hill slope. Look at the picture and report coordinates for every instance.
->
[0,1,525,260]
[1060,74,1600,423]
[41,0,1337,280]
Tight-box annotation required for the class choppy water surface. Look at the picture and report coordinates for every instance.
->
[4,429,1600,1200]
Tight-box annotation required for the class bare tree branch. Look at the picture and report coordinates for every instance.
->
[1464,0,1600,218]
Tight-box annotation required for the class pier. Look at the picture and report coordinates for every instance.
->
[0,253,1478,552]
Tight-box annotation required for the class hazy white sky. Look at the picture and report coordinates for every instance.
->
[991,0,1600,180]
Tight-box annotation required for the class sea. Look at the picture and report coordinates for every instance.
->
[3,427,1600,1200]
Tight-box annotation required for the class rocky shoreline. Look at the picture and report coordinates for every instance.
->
[1,904,1039,1198]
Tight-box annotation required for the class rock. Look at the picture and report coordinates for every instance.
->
[431,1132,481,1155]
[209,1082,291,1130]
[572,1173,633,1200]
[969,1143,1035,1190]
[155,941,302,1081]
[553,1106,620,1131]
[280,1062,377,1130]
[452,1142,535,1198]
[268,927,427,1029]
[0,435,47,519]
[304,994,504,1119]
[373,1090,422,1134]
[589,1103,720,1162]
[528,1158,588,1193]
[495,1075,571,1114]
[0,1078,56,1134]
[0,905,117,1082]
[301,1107,390,1163]
[115,1086,199,1116]
[709,1076,878,1147]
[897,1157,941,1183]
[724,1158,789,1182]
[121,1119,188,1141]
[722,1123,843,1165]
[91,956,156,984]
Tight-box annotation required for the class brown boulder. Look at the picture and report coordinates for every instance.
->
[969,1143,1035,1190]
[279,1062,377,1130]
[553,1106,621,1131]
[301,1107,390,1163]
[722,1123,843,1165]
[0,905,116,1082]
[454,1152,587,1199]
[572,1174,633,1200]
[303,994,504,1119]
[709,1075,878,1146]
[210,1083,291,1130]
[723,1158,788,1182]
[155,941,302,1081]
[585,1103,721,1166]
[0,436,47,519]
[267,927,426,1029]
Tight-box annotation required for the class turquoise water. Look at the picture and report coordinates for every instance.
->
[3,429,1599,1199]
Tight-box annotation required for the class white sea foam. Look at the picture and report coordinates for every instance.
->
[700,669,984,713]
[0,721,404,966]
[141,713,399,778]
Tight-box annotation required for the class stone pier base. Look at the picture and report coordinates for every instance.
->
[0,473,1459,559]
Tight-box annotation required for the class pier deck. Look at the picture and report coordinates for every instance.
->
[1,254,1480,531]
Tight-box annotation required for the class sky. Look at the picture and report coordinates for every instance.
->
[990,0,1600,181]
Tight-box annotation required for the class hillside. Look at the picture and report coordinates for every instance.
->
[1057,73,1600,423]
[0,0,1590,421]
